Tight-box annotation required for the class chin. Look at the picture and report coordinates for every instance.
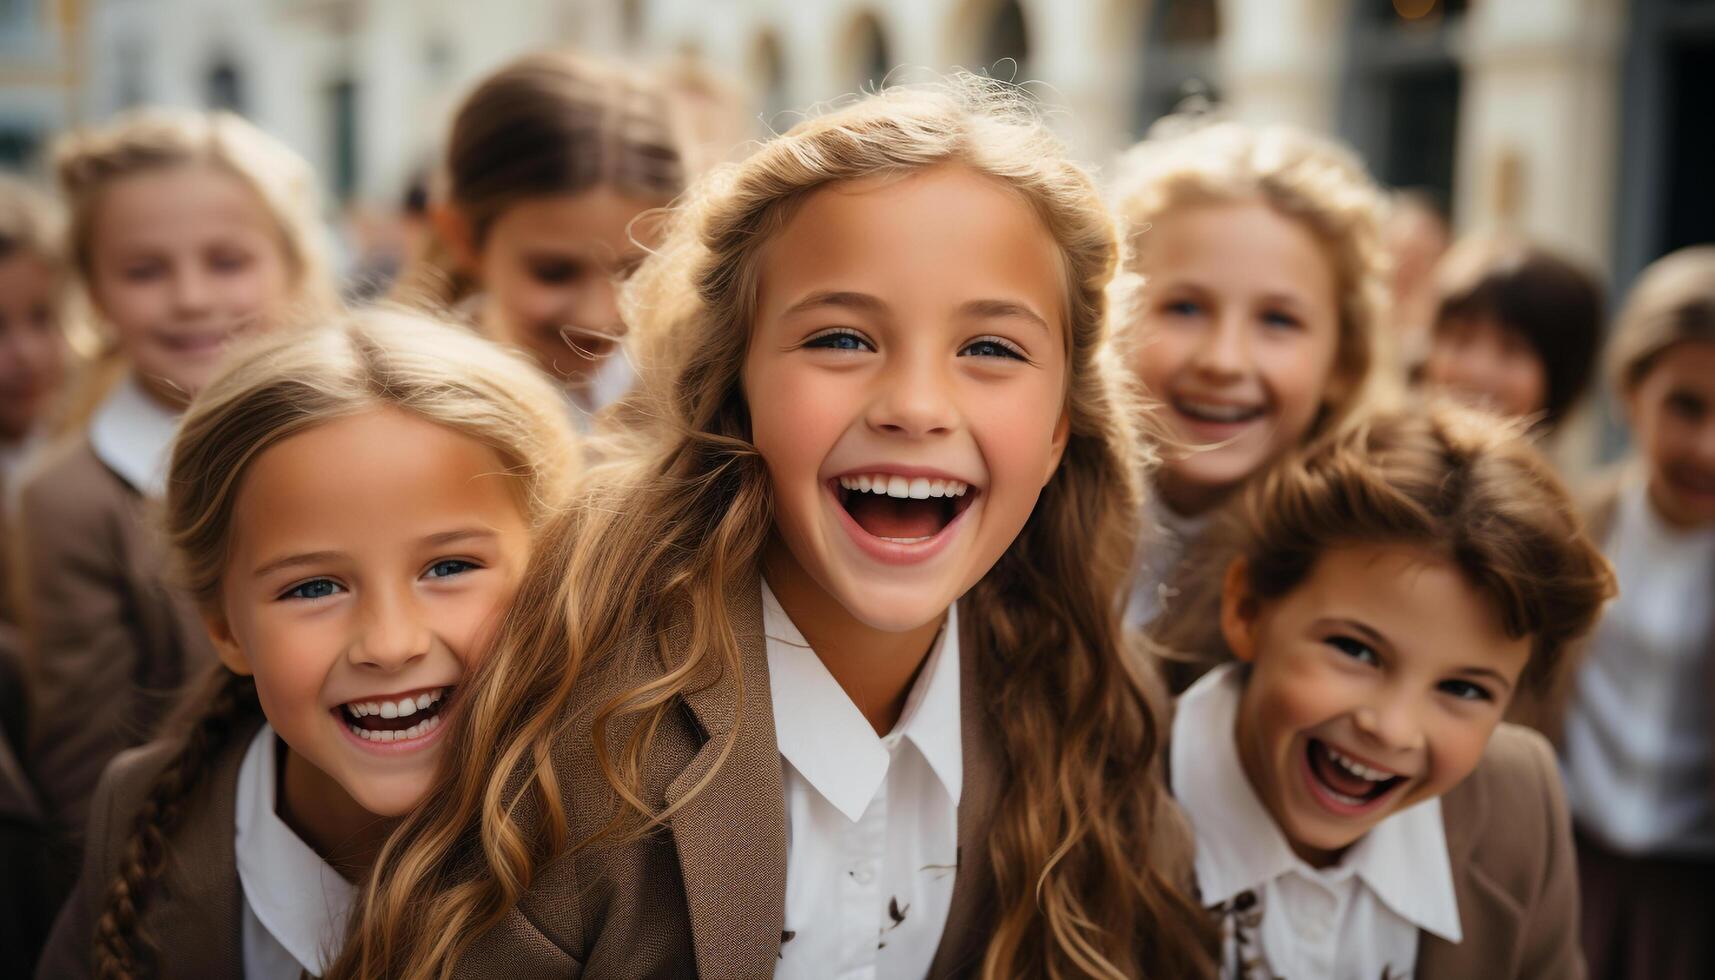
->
[347,775,432,819]
[829,576,962,634]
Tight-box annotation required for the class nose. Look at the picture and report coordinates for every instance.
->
[171,265,215,317]
[348,587,432,673]
[1693,417,1715,464]
[1351,687,1426,755]
[865,345,958,438]
[1188,312,1249,382]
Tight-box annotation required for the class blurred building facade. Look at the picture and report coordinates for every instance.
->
[14,0,1710,314]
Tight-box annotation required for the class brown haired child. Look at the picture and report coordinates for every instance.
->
[1173,403,1614,979]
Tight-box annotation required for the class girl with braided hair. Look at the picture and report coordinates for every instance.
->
[36,308,577,979]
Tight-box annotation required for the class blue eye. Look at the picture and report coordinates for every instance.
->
[1326,635,1379,666]
[425,559,477,579]
[1261,310,1301,330]
[959,337,1026,360]
[282,578,342,601]
[1439,679,1494,702]
[1164,299,1202,317]
[804,329,873,352]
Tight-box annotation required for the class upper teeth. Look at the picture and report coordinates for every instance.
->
[838,474,969,499]
[1177,399,1259,423]
[1327,744,1394,782]
[345,687,446,719]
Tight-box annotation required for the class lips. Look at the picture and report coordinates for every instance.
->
[332,684,455,750]
[827,468,980,564]
[1171,395,1266,427]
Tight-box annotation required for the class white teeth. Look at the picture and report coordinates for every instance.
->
[395,697,417,717]
[837,474,971,498]
[415,693,432,710]
[379,700,399,719]
[1326,745,1395,782]
[1177,399,1261,423]
[879,535,934,544]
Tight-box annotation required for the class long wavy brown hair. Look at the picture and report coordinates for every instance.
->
[329,75,1218,980]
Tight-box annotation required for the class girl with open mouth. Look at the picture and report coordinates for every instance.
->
[37,311,577,979]
[327,77,1218,980]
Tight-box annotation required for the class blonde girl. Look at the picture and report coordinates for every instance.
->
[16,107,336,839]
[36,309,577,979]
[0,176,70,497]
[1110,120,1393,629]
[398,49,683,427]
[330,78,1218,980]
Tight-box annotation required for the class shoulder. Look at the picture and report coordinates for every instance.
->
[1439,724,1565,888]
[17,437,126,526]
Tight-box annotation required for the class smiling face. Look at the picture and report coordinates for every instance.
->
[1129,200,1341,515]
[1221,543,1532,867]
[743,164,1071,637]
[0,251,65,442]
[470,188,666,391]
[1629,341,1715,528]
[208,407,533,818]
[1424,313,1549,421]
[87,164,295,403]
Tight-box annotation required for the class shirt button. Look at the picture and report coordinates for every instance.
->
[851,860,876,885]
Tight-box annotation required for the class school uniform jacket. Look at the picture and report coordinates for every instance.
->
[452,577,1196,979]
[35,713,259,980]
[1414,723,1584,979]
[16,438,216,838]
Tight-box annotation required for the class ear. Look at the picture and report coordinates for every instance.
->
[202,608,254,677]
[1220,557,1262,664]
[1042,406,1072,486]
[430,203,479,273]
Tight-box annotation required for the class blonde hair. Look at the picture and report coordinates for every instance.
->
[1233,401,1614,695]
[1607,245,1715,395]
[92,307,578,980]
[1111,120,1395,438]
[395,50,684,309]
[331,76,1217,980]
[0,174,65,277]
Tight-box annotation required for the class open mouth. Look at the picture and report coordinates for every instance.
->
[1172,396,1266,426]
[832,473,977,545]
[334,686,453,745]
[1304,738,1407,814]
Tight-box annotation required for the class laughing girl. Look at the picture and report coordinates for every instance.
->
[1175,403,1612,979]
[17,109,337,838]
[36,310,576,979]
[329,78,1218,980]
[1110,122,1394,635]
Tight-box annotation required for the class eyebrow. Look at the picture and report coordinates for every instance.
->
[958,298,1052,335]
[250,529,500,580]
[1316,617,1395,655]
[780,290,890,319]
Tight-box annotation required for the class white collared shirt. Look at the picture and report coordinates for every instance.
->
[1172,665,1462,980]
[88,372,180,498]
[234,724,357,979]
[762,580,961,980]
[1563,471,1715,856]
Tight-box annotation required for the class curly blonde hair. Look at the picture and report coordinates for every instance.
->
[1110,120,1396,439]
[329,75,1217,980]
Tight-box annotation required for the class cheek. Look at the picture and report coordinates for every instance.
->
[1130,320,1195,393]
[1262,332,1338,429]
[746,362,852,483]
[1425,715,1499,791]
[971,378,1064,487]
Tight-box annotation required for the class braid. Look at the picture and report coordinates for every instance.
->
[92,667,261,980]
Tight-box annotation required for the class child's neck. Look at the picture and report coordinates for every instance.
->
[1156,470,1236,519]
[278,743,399,882]
[762,539,946,737]
[1232,704,1346,870]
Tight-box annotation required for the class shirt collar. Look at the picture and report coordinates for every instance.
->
[1172,664,1462,942]
[761,579,962,821]
[88,372,180,498]
[233,723,357,976]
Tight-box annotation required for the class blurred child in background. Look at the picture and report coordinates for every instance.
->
[1109,121,1394,675]
[397,50,683,430]
[16,108,335,839]
[1381,187,1451,371]
[1529,245,1715,980]
[1420,234,1604,435]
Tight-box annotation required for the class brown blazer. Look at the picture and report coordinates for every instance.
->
[1415,723,1584,979]
[34,714,257,980]
[453,578,1195,979]
[15,438,216,838]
